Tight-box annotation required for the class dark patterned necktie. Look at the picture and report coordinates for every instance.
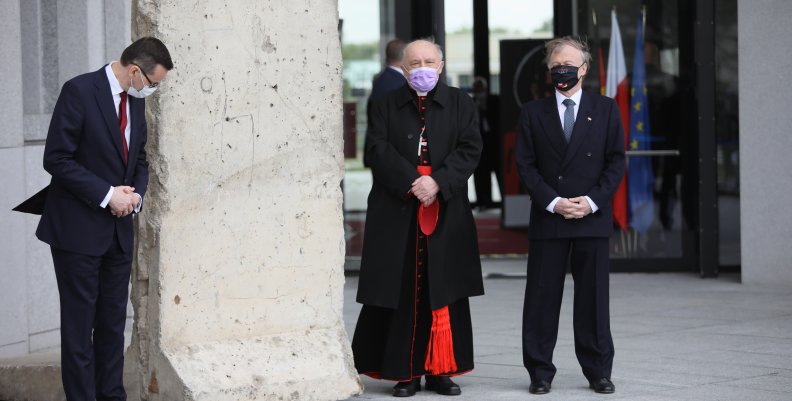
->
[563,98,575,143]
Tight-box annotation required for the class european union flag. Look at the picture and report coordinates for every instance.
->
[628,10,655,234]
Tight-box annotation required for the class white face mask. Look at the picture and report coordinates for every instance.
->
[127,71,158,98]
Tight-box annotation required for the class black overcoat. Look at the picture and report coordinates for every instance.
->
[356,83,484,310]
[515,91,626,239]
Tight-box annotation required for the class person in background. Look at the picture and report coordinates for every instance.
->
[364,39,407,167]
[471,76,502,210]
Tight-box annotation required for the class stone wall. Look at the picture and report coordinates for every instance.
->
[738,0,792,289]
[125,1,361,400]
[0,0,132,359]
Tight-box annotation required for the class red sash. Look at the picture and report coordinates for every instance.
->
[416,165,457,374]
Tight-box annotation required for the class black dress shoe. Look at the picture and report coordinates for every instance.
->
[589,378,615,394]
[392,378,421,397]
[425,375,462,396]
[528,380,551,394]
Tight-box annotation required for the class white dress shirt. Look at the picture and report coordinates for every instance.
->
[100,62,142,213]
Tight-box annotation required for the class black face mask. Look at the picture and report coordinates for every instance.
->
[550,64,583,92]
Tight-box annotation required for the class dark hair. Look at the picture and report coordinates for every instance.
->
[385,39,405,64]
[120,37,173,74]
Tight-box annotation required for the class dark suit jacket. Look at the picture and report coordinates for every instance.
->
[364,67,407,167]
[36,67,149,256]
[369,67,407,103]
[357,82,484,310]
[515,91,625,239]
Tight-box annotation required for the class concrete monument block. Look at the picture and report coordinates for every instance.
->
[125,1,362,400]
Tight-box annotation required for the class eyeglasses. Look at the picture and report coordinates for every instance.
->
[131,62,160,88]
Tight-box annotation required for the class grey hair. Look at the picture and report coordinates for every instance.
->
[400,38,444,62]
[544,36,592,67]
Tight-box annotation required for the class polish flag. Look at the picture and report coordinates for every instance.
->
[605,9,630,231]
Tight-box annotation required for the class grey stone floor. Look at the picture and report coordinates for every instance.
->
[342,260,792,401]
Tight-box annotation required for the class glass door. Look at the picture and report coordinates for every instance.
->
[576,0,699,271]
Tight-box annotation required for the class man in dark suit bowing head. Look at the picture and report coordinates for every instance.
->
[35,37,172,401]
[516,36,625,395]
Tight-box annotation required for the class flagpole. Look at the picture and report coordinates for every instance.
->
[642,5,647,38]
[635,3,646,251]
[592,9,606,95]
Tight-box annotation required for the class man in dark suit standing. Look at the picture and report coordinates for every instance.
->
[369,39,407,104]
[35,37,172,401]
[515,36,625,395]
[363,39,406,167]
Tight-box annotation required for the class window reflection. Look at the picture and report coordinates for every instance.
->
[340,0,381,167]
[444,0,474,89]
[583,0,687,258]
[489,0,553,95]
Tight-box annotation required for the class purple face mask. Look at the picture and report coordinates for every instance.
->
[408,67,439,92]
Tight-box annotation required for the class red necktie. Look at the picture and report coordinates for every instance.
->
[118,92,129,164]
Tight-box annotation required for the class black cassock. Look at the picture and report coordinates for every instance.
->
[353,89,480,381]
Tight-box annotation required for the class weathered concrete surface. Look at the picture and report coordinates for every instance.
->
[125,1,361,400]
[0,353,64,401]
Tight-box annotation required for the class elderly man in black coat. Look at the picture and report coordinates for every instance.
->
[351,39,483,398]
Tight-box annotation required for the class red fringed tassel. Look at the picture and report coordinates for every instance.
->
[424,306,457,374]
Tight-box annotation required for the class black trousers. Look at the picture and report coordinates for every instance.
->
[522,237,614,383]
[51,233,132,401]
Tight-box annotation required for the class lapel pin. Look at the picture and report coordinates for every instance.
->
[587,117,592,122]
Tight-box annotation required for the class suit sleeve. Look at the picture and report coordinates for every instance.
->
[515,104,559,208]
[365,98,421,198]
[431,94,482,201]
[587,99,627,207]
[43,81,112,208]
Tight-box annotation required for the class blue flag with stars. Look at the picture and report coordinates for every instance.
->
[628,9,655,234]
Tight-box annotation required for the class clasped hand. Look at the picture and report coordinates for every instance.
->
[554,196,592,219]
[411,176,439,207]
[109,186,139,218]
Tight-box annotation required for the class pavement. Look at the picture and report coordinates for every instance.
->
[342,259,792,401]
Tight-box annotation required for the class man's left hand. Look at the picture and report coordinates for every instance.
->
[411,176,439,204]
[567,196,593,219]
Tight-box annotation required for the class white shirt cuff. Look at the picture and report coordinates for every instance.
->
[100,187,113,208]
[134,193,143,213]
[585,196,599,213]
[546,197,561,213]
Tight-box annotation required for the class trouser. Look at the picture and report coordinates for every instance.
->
[51,232,131,401]
[521,237,614,382]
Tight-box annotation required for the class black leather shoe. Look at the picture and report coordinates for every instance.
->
[392,378,421,397]
[589,378,615,394]
[425,375,461,395]
[528,380,551,394]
